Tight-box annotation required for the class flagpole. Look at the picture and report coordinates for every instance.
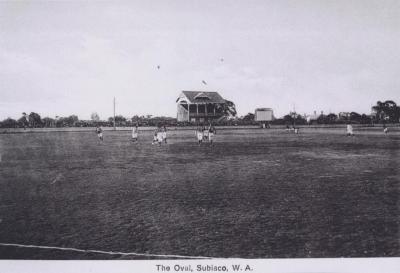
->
[113,97,116,131]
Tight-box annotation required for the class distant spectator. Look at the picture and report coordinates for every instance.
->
[96,126,103,141]
[132,124,139,142]
[196,126,203,145]
[156,128,163,145]
[208,125,216,145]
[383,124,388,134]
[152,129,158,145]
[162,126,167,144]
[346,124,354,136]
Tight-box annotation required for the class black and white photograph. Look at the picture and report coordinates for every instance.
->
[0,1,399,272]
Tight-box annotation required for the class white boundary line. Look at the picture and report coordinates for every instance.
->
[0,243,216,259]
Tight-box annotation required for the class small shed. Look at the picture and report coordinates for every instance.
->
[255,108,273,122]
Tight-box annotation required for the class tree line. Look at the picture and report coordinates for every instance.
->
[0,112,178,129]
[242,100,400,126]
[0,100,399,128]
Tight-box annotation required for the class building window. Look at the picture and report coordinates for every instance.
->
[198,104,205,114]
[189,104,197,113]
[207,104,214,114]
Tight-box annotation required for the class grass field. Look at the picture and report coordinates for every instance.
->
[0,128,399,259]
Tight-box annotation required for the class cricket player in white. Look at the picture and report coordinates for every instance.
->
[196,127,203,145]
[208,125,216,145]
[162,126,167,143]
[152,129,158,145]
[156,128,163,145]
[346,124,354,136]
[132,125,138,142]
[202,126,209,142]
[96,126,103,141]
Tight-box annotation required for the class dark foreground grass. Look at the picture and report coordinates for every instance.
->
[0,128,399,259]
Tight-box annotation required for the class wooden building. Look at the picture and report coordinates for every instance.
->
[176,91,227,122]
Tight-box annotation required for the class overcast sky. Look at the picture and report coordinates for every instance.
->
[0,0,399,120]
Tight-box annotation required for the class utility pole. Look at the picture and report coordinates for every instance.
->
[292,103,296,127]
[113,97,116,130]
[370,103,374,126]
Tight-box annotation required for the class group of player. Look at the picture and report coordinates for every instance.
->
[346,123,389,136]
[285,125,300,134]
[151,126,168,145]
[95,122,389,143]
[196,125,217,145]
[95,124,217,145]
[285,123,389,136]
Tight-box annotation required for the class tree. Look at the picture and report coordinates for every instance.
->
[0,118,18,128]
[218,100,237,118]
[360,114,372,124]
[114,115,126,123]
[325,113,338,124]
[372,100,400,123]
[28,112,42,127]
[55,117,65,127]
[283,112,305,125]
[349,112,362,123]
[17,117,28,128]
[108,115,127,126]
[242,113,255,121]
[42,117,55,127]
[294,115,307,125]
[66,115,79,126]
[18,112,29,128]
[283,114,294,124]
[131,115,140,122]
[91,112,100,122]
[316,113,326,124]
[56,115,79,127]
